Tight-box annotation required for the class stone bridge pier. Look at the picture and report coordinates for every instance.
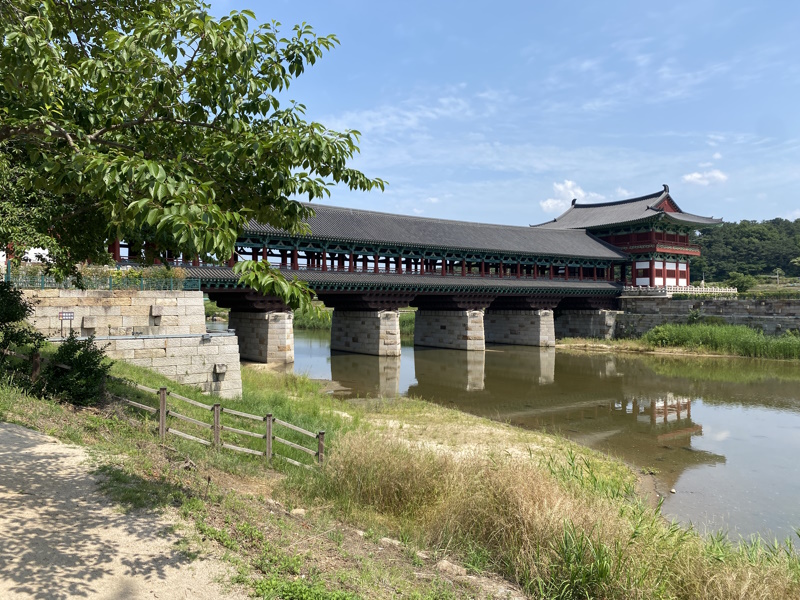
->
[319,292,414,357]
[554,297,621,340]
[484,297,557,347]
[208,291,294,363]
[411,295,491,351]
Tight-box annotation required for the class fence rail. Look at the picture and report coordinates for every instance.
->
[119,381,323,469]
[1,350,322,469]
[622,285,739,297]
[4,274,201,291]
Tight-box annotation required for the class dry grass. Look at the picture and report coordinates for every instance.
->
[310,430,800,600]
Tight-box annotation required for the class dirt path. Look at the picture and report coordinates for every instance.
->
[0,423,246,600]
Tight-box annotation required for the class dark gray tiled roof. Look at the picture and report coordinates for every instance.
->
[244,204,628,260]
[533,188,722,230]
[188,266,620,294]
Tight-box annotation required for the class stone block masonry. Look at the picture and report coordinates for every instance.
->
[23,289,242,398]
[414,310,485,351]
[102,333,242,399]
[228,311,294,363]
[616,297,800,338]
[555,310,621,340]
[331,310,401,356]
[485,309,555,346]
[22,289,206,337]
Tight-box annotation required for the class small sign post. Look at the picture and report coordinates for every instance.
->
[58,311,74,337]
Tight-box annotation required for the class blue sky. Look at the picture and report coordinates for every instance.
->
[210,1,800,225]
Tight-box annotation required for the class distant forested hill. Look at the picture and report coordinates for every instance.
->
[691,219,800,282]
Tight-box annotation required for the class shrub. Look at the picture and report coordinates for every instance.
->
[0,282,44,370]
[39,333,112,406]
[726,271,758,292]
[293,305,332,330]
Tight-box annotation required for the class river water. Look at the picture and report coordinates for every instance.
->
[225,324,800,542]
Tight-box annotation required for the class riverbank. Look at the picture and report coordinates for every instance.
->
[560,323,800,360]
[2,364,799,599]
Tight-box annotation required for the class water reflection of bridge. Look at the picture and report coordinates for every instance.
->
[329,346,725,490]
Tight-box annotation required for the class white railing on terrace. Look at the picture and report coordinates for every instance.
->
[622,285,738,296]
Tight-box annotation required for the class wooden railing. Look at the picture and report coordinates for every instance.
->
[4,349,323,468]
[622,285,738,297]
[121,383,324,469]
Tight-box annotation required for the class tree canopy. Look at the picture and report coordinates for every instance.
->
[0,0,384,306]
[691,218,800,282]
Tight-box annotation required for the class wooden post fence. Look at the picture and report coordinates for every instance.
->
[266,413,273,462]
[212,403,221,447]
[117,381,324,469]
[158,387,167,441]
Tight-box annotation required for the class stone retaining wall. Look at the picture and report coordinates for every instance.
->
[616,297,800,337]
[22,289,206,337]
[102,333,242,398]
[23,289,242,398]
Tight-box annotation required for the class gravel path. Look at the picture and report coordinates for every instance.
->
[0,423,247,600]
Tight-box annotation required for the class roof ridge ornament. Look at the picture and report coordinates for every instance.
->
[663,184,669,194]
[571,198,577,206]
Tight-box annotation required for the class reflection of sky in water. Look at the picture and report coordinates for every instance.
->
[289,330,800,541]
[663,403,800,541]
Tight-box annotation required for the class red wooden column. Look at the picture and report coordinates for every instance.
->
[108,239,121,262]
[516,262,521,278]
[532,264,537,279]
[397,256,403,274]
[321,250,327,272]
[593,266,597,281]
[564,265,569,280]
[420,258,425,275]
[480,260,485,277]
[498,261,503,278]
[251,247,259,262]
[686,262,691,285]
[373,254,379,273]
[550,265,554,280]
[262,247,268,262]
[579,266,584,281]
[649,259,655,287]
[441,259,446,277]
[462,260,466,276]
[362,255,368,270]
[291,249,299,270]
[349,252,355,272]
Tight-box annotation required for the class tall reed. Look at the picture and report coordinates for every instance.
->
[311,431,800,600]
[643,324,800,359]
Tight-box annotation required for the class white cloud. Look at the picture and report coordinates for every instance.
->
[615,187,631,198]
[682,169,729,186]
[712,152,723,159]
[786,208,800,220]
[710,430,731,442]
[425,197,440,204]
[698,162,714,167]
[540,180,605,214]
[412,208,424,215]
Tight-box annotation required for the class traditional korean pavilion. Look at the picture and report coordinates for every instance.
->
[535,185,721,287]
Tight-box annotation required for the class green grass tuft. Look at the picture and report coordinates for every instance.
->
[643,324,800,360]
